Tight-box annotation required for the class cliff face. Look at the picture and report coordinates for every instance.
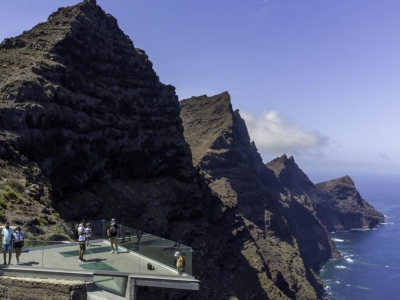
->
[265,155,340,270]
[0,2,319,299]
[0,0,194,197]
[315,176,384,231]
[0,1,384,299]
[0,0,196,226]
[181,92,325,299]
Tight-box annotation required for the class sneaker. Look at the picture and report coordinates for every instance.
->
[116,251,119,254]
[110,250,114,254]
[16,261,20,265]
[78,258,83,263]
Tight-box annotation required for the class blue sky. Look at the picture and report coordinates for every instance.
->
[1,0,399,176]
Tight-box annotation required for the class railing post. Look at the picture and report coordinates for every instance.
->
[101,220,105,239]
[127,277,137,300]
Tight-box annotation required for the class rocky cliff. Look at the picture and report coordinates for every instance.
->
[266,156,384,233]
[181,92,327,299]
[315,175,384,231]
[0,1,321,299]
[0,0,195,227]
[0,1,384,299]
[181,92,384,298]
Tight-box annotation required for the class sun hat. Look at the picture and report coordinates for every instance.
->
[174,251,180,257]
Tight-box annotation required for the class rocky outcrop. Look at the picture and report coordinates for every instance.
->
[266,156,384,232]
[315,176,384,231]
[0,0,194,199]
[0,1,384,299]
[0,2,318,299]
[0,277,86,300]
[181,92,326,299]
[0,0,195,232]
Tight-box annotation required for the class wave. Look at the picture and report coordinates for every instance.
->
[335,265,347,269]
[332,238,345,242]
[345,258,354,263]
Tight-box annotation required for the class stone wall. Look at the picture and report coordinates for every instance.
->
[0,277,86,300]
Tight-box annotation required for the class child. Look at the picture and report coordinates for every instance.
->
[85,223,92,247]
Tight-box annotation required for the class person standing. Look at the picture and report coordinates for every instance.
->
[1,222,14,265]
[85,223,92,247]
[176,251,186,276]
[77,219,87,262]
[136,230,142,245]
[107,218,119,254]
[13,226,24,265]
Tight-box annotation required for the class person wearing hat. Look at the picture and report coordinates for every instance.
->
[173,251,180,272]
[107,218,119,254]
[1,221,14,265]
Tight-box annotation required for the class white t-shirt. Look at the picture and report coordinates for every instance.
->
[86,227,92,238]
[78,225,86,242]
[2,227,14,244]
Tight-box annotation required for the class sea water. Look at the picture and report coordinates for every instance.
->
[309,171,400,300]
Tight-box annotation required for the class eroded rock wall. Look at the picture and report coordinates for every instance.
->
[0,277,86,300]
[181,92,325,299]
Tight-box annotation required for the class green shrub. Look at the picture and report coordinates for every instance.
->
[35,216,48,226]
[1,190,18,203]
[7,179,25,193]
[0,198,7,209]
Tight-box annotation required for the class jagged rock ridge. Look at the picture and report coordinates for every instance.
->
[0,0,194,200]
[181,92,327,299]
[0,1,384,299]
[0,1,319,299]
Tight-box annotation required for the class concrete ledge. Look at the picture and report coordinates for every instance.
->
[0,266,94,283]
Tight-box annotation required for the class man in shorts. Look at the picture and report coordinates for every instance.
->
[1,221,14,265]
[77,219,87,263]
[107,218,119,254]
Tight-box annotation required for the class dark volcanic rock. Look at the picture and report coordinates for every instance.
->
[0,0,194,200]
[265,155,341,269]
[0,2,318,299]
[315,175,384,231]
[181,92,325,299]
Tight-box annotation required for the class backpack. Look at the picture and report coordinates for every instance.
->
[147,263,155,270]
[74,224,79,239]
[110,225,117,237]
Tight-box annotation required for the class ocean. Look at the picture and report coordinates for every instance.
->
[309,171,400,300]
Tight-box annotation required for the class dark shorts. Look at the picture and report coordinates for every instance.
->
[14,241,23,249]
[79,242,86,250]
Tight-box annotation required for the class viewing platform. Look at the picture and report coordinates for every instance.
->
[0,220,199,299]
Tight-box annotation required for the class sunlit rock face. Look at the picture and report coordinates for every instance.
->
[315,175,385,231]
[0,1,384,299]
[0,0,195,198]
[181,92,327,299]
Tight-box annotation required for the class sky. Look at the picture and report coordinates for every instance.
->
[1,0,399,177]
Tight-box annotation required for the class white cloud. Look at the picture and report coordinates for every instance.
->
[240,110,329,157]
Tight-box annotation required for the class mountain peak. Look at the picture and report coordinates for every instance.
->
[266,154,315,189]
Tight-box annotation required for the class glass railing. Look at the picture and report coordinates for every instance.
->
[20,220,193,276]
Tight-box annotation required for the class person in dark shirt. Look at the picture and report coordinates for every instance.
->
[107,218,119,254]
